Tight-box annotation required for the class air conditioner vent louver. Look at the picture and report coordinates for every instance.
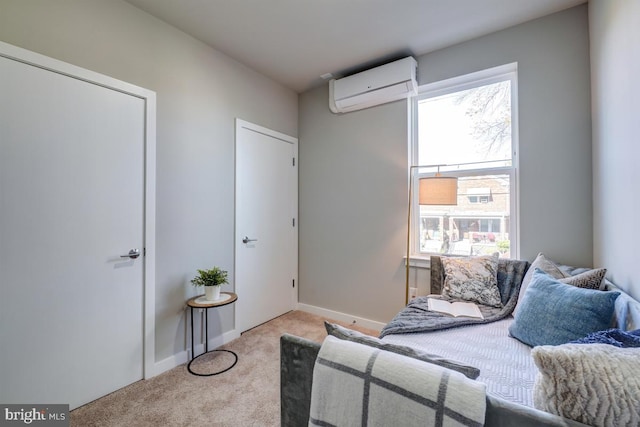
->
[329,57,418,113]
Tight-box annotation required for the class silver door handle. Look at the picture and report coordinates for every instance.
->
[120,249,141,259]
[242,236,258,244]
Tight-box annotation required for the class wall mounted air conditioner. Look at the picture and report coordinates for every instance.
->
[329,56,418,114]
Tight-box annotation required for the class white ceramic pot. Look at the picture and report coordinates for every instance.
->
[205,286,221,301]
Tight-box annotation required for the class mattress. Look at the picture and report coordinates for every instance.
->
[381,316,536,408]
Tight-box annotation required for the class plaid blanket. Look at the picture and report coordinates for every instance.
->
[309,336,486,427]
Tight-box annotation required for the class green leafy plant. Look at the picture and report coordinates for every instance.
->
[497,240,510,254]
[191,267,228,287]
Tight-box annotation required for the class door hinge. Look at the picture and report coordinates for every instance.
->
[292,218,295,227]
[143,247,146,256]
[292,157,295,166]
[292,279,295,288]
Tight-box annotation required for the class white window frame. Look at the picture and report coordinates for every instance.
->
[409,63,520,265]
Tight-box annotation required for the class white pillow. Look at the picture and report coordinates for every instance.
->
[532,343,640,427]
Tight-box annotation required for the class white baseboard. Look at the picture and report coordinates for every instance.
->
[296,303,386,332]
[149,350,189,378]
[149,329,240,378]
[150,304,385,377]
[203,329,241,356]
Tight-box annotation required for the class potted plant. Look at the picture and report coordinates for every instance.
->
[191,267,228,301]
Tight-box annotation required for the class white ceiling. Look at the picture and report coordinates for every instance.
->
[125,0,586,93]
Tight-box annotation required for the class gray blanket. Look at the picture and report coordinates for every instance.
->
[380,257,528,338]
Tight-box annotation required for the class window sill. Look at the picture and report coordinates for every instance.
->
[404,256,431,269]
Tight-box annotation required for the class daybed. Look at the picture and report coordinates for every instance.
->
[281,254,640,426]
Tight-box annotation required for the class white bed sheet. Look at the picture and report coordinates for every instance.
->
[381,316,537,408]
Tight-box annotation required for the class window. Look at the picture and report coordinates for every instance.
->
[411,64,518,259]
[468,188,492,204]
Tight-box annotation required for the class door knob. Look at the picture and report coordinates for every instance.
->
[242,237,258,244]
[120,249,141,259]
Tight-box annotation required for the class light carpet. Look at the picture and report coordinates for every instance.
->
[70,311,378,426]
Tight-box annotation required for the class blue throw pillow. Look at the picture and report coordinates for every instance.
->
[570,328,640,348]
[509,269,620,347]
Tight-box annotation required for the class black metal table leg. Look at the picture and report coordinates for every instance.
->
[186,293,239,376]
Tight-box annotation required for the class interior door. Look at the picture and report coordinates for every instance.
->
[0,49,146,409]
[235,119,297,333]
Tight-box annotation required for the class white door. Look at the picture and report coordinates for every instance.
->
[0,45,153,409]
[235,119,297,333]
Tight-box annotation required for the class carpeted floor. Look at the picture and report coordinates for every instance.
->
[70,311,379,426]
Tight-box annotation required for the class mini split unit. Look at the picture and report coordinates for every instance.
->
[329,56,418,113]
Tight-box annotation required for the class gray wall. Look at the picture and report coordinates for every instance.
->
[590,0,640,300]
[0,0,297,363]
[299,89,409,322]
[418,5,592,267]
[299,5,592,323]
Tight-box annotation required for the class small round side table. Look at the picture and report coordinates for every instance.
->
[186,291,238,376]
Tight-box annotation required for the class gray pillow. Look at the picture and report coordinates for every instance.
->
[509,269,619,347]
[324,321,480,379]
[517,253,568,309]
[441,253,502,308]
[559,268,607,290]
